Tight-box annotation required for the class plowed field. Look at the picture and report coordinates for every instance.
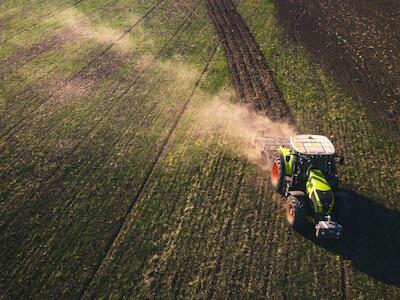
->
[1,0,399,298]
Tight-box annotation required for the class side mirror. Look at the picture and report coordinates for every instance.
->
[286,155,291,163]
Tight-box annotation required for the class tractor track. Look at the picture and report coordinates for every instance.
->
[228,183,262,296]
[0,0,87,45]
[186,156,233,297]
[262,209,282,297]
[260,200,280,297]
[131,150,229,298]
[340,259,350,299]
[207,2,352,297]
[79,41,220,299]
[179,152,229,296]
[0,0,166,140]
[205,0,293,122]
[126,150,227,297]
[0,2,212,235]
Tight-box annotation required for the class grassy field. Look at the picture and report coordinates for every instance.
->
[236,1,400,298]
[0,0,399,298]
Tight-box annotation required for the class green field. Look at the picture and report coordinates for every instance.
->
[1,0,399,298]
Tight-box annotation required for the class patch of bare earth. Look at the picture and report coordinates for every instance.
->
[276,0,400,133]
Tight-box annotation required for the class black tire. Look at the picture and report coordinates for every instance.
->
[334,192,350,226]
[286,195,306,230]
[271,153,286,194]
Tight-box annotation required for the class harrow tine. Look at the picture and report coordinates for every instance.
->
[254,135,290,164]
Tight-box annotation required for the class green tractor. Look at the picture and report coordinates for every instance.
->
[257,134,349,239]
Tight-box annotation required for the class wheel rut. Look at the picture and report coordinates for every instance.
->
[205,0,293,123]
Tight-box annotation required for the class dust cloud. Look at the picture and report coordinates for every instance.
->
[194,90,296,169]
[48,5,295,171]
[48,8,141,51]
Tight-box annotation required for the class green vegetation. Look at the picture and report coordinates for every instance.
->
[237,1,400,297]
[0,0,398,298]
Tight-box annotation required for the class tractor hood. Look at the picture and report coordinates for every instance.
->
[306,169,334,215]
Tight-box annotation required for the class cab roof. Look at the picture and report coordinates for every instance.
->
[290,135,335,155]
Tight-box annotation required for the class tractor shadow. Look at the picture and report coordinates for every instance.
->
[299,190,400,287]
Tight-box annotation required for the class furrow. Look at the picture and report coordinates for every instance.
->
[206,0,293,122]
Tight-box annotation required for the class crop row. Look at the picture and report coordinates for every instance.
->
[0,0,221,297]
[236,0,400,298]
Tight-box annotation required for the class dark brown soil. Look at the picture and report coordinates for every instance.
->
[276,0,400,133]
[206,0,294,123]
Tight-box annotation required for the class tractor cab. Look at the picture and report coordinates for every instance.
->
[286,135,340,191]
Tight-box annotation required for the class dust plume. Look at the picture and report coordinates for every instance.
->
[194,90,296,169]
[138,54,199,84]
[47,7,142,51]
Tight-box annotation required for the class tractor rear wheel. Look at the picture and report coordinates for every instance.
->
[334,192,350,226]
[271,153,285,194]
[286,195,306,230]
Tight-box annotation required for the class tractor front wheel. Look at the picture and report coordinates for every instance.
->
[271,154,285,194]
[286,195,306,230]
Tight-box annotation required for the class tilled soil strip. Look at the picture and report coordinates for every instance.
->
[206,1,353,298]
[205,0,293,123]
